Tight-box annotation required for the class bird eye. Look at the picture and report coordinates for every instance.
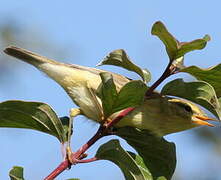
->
[184,105,192,112]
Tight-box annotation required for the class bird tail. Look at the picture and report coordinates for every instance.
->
[4,46,92,87]
[4,46,61,67]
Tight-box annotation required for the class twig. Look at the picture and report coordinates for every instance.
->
[44,160,70,180]
[71,157,99,164]
[44,107,135,180]
[105,107,135,128]
[145,61,175,97]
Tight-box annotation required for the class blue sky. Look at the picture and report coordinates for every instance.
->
[1,1,221,180]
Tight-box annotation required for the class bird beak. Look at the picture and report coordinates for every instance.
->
[192,115,217,127]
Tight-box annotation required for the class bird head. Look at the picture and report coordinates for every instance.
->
[168,98,216,129]
[116,96,217,136]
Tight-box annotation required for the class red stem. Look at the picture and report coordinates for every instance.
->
[145,61,173,97]
[106,107,135,127]
[44,160,70,180]
[73,157,99,163]
[44,107,135,180]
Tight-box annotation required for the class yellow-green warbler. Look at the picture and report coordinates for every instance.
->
[4,46,215,137]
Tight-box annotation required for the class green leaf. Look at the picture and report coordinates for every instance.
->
[116,127,176,180]
[161,79,221,120]
[151,21,210,61]
[112,80,148,113]
[181,64,221,97]
[96,139,152,180]
[151,21,178,61]
[60,116,72,141]
[98,72,148,118]
[98,49,151,83]
[128,152,153,180]
[176,35,210,59]
[99,72,118,118]
[9,166,24,180]
[0,100,67,143]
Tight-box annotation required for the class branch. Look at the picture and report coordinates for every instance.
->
[145,61,175,97]
[44,107,134,180]
[44,160,70,180]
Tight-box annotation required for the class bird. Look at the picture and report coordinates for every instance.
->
[4,46,215,137]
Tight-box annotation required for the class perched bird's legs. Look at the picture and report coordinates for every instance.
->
[66,108,81,164]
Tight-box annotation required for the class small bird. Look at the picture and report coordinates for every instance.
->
[4,46,215,137]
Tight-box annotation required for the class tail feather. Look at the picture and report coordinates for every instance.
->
[4,46,59,67]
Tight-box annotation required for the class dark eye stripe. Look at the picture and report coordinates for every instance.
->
[184,105,192,112]
[173,101,193,113]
